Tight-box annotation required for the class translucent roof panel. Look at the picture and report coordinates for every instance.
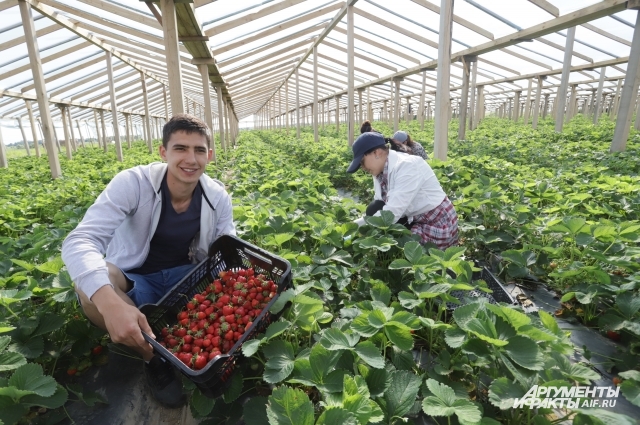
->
[0,0,637,138]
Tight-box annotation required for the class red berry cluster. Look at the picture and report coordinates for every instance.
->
[157,268,277,370]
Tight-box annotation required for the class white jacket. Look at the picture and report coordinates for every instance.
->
[62,162,236,300]
[356,150,446,225]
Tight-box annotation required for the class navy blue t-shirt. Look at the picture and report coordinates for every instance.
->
[127,173,201,275]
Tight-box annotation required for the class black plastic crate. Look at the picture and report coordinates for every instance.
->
[445,266,517,310]
[140,235,292,398]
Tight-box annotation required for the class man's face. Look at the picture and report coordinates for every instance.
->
[159,130,212,187]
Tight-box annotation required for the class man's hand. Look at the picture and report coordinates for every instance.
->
[92,286,155,357]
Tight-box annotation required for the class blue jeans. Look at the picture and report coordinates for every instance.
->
[124,264,196,307]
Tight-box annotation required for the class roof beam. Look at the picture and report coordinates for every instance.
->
[527,0,559,17]
[333,25,419,64]
[0,88,165,118]
[346,0,628,93]
[355,7,438,50]
[77,0,160,29]
[581,22,632,46]
[409,0,494,40]
[211,2,342,56]
[316,52,378,78]
[0,40,93,82]
[21,54,108,93]
[205,0,307,37]
[321,40,397,72]
[534,37,594,62]
[0,22,60,51]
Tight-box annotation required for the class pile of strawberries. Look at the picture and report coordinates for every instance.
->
[157,268,277,370]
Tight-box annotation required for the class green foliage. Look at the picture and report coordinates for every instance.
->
[1,118,639,424]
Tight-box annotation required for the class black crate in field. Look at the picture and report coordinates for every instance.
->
[446,266,517,310]
[140,235,292,398]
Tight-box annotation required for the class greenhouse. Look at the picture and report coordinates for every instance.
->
[0,0,639,424]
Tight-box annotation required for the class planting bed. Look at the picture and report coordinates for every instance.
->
[0,116,639,425]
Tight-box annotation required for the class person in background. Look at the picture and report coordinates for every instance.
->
[360,119,382,135]
[391,130,427,160]
[347,132,458,249]
[62,114,235,408]
[360,120,409,154]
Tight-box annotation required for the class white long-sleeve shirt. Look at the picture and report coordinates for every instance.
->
[355,150,446,226]
[62,162,236,300]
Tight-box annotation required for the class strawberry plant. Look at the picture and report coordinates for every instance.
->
[1,117,639,424]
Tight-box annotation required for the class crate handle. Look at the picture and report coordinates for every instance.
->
[243,248,272,265]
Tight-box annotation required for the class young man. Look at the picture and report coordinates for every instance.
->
[62,114,235,407]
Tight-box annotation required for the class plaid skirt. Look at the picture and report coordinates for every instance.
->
[410,197,458,249]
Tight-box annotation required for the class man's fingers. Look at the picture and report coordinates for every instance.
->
[138,314,155,340]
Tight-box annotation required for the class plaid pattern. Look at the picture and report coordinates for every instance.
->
[410,142,427,160]
[410,197,459,249]
[377,161,458,249]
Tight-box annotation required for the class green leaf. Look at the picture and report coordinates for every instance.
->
[384,322,414,351]
[354,341,385,369]
[363,367,391,398]
[266,386,314,425]
[488,377,526,410]
[368,310,388,328]
[263,340,295,384]
[0,336,11,352]
[390,311,421,329]
[370,282,391,306]
[265,321,291,340]
[270,289,295,314]
[426,378,457,405]
[486,304,531,330]
[191,387,216,416]
[451,399,482,424]
[9,363,56,397]
[9,336,44,359]
[32,314,65,337]
[351,313,378,337]
[388,259,412,270]
[10,259,34,271]
[35,257,64,274]
[320,369,349,394]
[309,343,341,383]
[452,302,480,331]
[398,291,422,309]
[616,293,640,319]
[422,396,455,417]
[563,217,587,235]
[619,370,640,382]
[315,408,358,425]
[504,336,544,370]
[384,370,421,419]
[538,310,561,335]
[242,339,262,357]
[404,241,424,264]
[0,351,26,372]
[518,325,557,342]
[443,246,466,262]
[20,384,68,409]
[466,318,507,347]
[620,380,640,407]
[444,327,467,348]
[223,371,243,404]
[319,328,358,351]
[244,396,269,425]
[573,408,637,425]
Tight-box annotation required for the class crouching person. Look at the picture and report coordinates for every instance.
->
[62,114,236,407]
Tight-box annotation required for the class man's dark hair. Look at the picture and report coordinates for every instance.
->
[162,113,211,148]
